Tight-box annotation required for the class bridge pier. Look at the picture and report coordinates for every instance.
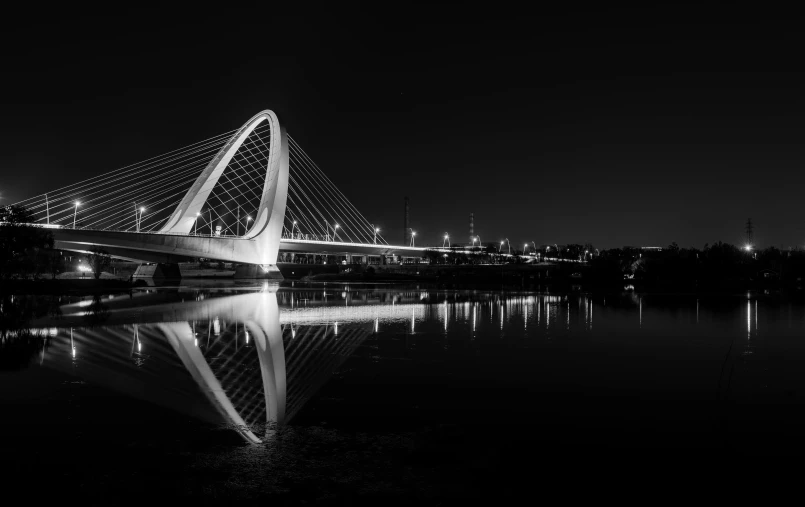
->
[132,263,182,279]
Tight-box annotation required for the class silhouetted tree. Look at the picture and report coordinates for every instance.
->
[86,247,112,279]
[0,205,54,279]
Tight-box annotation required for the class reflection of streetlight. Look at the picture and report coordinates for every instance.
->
[73,201,80,229]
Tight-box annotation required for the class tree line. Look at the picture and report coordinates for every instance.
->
[1,205,111,281]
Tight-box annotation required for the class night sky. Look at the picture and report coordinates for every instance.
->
[2,5,803,249]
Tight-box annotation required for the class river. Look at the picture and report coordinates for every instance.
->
[1,283,803,502]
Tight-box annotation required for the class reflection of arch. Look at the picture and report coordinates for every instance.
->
[159,110,289,266]
[160,321,263,443]
[157,290,287,444]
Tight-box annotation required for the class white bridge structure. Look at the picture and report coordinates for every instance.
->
[14,110,425,277]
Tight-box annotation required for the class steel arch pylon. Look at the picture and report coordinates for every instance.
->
[158,110,289,266]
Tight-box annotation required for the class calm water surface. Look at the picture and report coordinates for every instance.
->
[2,283,805,502]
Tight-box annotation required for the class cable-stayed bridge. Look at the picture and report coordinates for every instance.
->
[12,110,425,277]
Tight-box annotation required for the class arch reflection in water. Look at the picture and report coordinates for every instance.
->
[35,287,374,444]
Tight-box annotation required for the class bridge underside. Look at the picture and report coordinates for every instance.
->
[53,228,426,265]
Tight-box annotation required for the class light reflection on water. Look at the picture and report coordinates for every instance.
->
[4,285,805,453]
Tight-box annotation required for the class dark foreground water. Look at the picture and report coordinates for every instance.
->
[2,283,805,503]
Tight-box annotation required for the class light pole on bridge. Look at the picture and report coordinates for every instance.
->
[444,233,450,248]
[73,201,80,229]
[410,230,416,247]
[374,227,380,244]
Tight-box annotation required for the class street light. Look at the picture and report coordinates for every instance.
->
[499,240,504,253]
[291,220,298,238]
[410,231,416,247]
[138,207,145,232]
[374,227,380,244]
[333,224,340,242]
[73,201,80,229]
[444,233,450,248]
[524,243,528,255]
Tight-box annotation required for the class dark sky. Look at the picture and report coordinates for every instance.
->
[1,5,803,249]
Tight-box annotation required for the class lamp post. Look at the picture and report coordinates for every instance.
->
[73,201,80,229]
[246,215,253,235]
[208,209,213,236]
[194,212,200,235]
[291,220,298,238]
[524,243,529,255]
[444,234,450,248]
[475,236,481,250]
[410,231,416,247]
[138,207,145,232]
[499,241,504,254]
[333,224,340,242]
[374,227,380,244]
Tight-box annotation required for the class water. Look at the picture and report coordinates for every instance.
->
[2,284,805,501]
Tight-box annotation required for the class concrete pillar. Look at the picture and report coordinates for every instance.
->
[132,263,181,279]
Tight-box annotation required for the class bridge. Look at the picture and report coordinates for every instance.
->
[13,110,430,277]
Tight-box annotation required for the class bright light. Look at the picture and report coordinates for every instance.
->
[376,228,380,232]
[77,265,92,272]
[140,207,145,212]
[293,220,297,224]
[74,201,80,206]
[335,224,339,229]
[744,244,753,251]
[247,216,253,221]
[445,235,449,239]
[412,232,416,236]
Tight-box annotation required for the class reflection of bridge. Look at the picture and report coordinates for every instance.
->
[15,110,428,277]
[35,288,373,443]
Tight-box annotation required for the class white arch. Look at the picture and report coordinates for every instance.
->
[159,110,288,251]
